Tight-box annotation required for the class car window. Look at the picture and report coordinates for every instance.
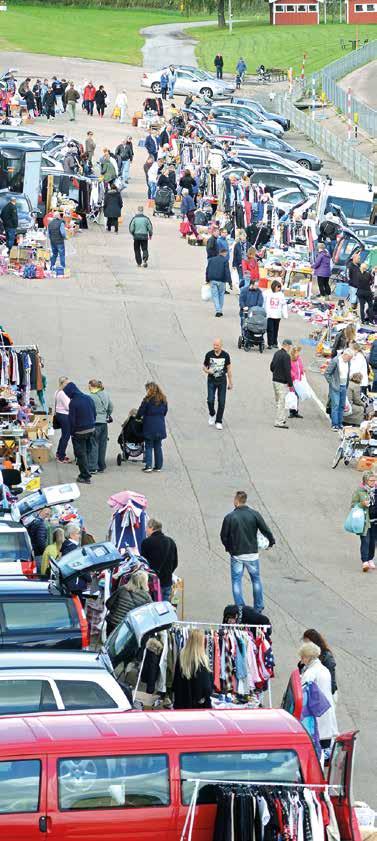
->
[0,759,41,813]
[325,196,372,221]
[56,680,117,711]
[0,678,57,714]
[265,139,281,151]
[58,754,170,811]
[2,599,73,631]
[180,750,302,805]
[0,532,30,561]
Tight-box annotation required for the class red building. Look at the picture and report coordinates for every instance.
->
[345,0,377,22]
[269,0,320,24]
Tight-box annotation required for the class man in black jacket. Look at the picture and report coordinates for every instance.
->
[115,137,134,184]
[27,507,50,572]
[141,518,178,601]
[63,382,96,484]
[0,197,18,252]
[207,250,232,317]
[270,339,293,429]
[220,491,275,611]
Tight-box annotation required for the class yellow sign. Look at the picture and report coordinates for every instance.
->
[24,476,41,492]
[354,112,359,125]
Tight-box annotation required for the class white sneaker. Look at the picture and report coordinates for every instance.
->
[215,422,223,430]
[208,416,215,426]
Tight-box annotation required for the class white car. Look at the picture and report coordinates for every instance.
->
[273,186,317,215]
[0,651,131,715]
[141,66,235,99]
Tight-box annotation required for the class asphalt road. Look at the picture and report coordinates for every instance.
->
[340,59,377,109]
[1,48,376,803]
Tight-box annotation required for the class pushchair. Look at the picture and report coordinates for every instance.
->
[116,412,144,466]
[238,306,267,353]
[153,186,174,217]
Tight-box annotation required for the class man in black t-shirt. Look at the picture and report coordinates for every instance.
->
[203,338,232,430]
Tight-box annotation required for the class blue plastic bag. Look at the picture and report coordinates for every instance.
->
[344,505,365,535]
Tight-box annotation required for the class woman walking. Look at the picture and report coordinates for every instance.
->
[302,629,337,697]
[54,376,71,463]
[351,471,377,572]
[264,280,287,349]
[313,242,331,298]
[357,261,373,323]
[172,629,213,709]
[103,183,123,233]
[289,345,304,419]
[87,379,113,474]
[137,382,168,473]
[94,85,107,118]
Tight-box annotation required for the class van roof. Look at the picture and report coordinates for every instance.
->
[324,180,373,199]
[0,580,51,594]
[0,709,308,755]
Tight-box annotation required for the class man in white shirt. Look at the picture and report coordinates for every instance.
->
[325,349,353,430]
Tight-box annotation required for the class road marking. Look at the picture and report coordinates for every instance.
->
[309,384,327,416]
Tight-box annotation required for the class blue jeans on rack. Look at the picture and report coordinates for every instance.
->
[230,554,264,612]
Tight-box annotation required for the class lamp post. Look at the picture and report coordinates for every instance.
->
[228,0,233,34]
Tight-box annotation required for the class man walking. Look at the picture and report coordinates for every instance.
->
[141,518,178,601]
[220,491,275,610]
[207,249,232,317]
[167,65,177,99]
[0,196,18,252]
[48,211,67,273]
[214,53,224,79]
[270,339,293,429]
[203,338,232,430]
[85,130,96,164]
[63,381,96,485]
[64,82,80,121]
[115,136,133,184]
[325,349,353,430]
[129,206,153,268]
[83,81,96,115]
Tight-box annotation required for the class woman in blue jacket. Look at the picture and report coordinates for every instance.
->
[137,382,168,473]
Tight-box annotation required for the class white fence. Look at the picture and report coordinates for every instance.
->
[314,40,377,137]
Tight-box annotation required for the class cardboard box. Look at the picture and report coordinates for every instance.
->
[30,445,52,465]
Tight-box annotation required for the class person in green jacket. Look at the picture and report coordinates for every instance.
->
[101,149,117,190]
[87,379,114,474]
[129,206,153,268]
[351,471,376,572]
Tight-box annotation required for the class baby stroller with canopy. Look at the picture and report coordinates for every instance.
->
[238,305,267,353]
[153,186,174,218]
[117,411,144,466]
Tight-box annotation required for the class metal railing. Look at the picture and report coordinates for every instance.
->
[275,93,377,184]
[313,40,377,137]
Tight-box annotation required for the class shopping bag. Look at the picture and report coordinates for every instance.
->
[112,106,120,118]
[201,283,212,302]
[344,505,365,535]
[343,398,352,417]
[293,376,311,401]
[285,392,298,412]
[257,531,269,550]
[180,221,190,236]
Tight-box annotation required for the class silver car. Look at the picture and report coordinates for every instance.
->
[141,66,235,99]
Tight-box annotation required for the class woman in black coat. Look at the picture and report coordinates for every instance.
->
[173,629,213,709]
[179,169,195,197]
[94,85,107,117]
[137,381,167,473]
[103,184,123,233]
[302,628,337,695]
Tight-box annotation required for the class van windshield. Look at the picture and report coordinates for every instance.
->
[180,750,302,804]
[325,196,372,221]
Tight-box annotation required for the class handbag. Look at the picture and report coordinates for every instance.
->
[180,220,191,236]
[257,531,269,550]
[52,414,61,430]
[293,375,311,401]
[201,283,212,302]
[344,505,365,535]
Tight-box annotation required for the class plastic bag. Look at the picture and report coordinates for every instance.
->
[293,375,311,401]
[180,221,191,236]
[344,505,365,535]
[343,398,352,417]
[201,284,212,302]
[285,392,298,411]
[257,531,269,550]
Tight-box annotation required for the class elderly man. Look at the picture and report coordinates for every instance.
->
[61,522,81,556]
[141,518,178,601]
[203,338,232,430]
[325,348,354,431]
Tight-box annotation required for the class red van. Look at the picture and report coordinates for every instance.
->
[0,708,360,841]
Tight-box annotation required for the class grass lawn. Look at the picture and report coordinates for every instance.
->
[191,20,377,77]
[0,5,213,65]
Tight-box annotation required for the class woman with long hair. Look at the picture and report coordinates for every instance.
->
[302,629,337,695]
[106,570,151,637]
[137,381,168,473]
[54,376,71,464]
[40,527,64,578]
[173,629,213,709]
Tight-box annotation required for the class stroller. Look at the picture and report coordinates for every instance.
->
[153,186,174,218]
[117,411,144,466]
[238,305,267,353]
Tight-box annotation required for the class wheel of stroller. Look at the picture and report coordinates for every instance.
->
[344,459,350,466]
[237,336,243,349]
[244,343,252,352]
[332,447,343,469]
[116,453,122,467]
[259,341,264,354]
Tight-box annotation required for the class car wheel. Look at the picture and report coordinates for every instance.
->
[200,87,213,98]
[297,159,311,170]
[151,82,161,94]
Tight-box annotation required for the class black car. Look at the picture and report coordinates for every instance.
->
[0,190,34,234]
[0,579,87,650]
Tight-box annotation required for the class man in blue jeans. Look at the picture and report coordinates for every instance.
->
[207,249,232,317]
[220,490,275,611]
[48,210,67,272]
[325,349,353,430]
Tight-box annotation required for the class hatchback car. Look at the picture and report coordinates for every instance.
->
[0,579,89,650]
[0,521,35,577]
[141,67,235,98]
[0,190,35,234]
[231,96,290,130]
[242,133,322,170]
[0,650,131,715]
[203,104,284,137]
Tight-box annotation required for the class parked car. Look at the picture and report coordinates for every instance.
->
[241,133,322,170]
[231,96,290,130]
[272,186,317,215]
[141,66,235,98]
[250,168,321,195]
[202,103,284,137]
[0,579,89,650]
[0,521,35,577]
[207,119,274,142]
[0,650,131,715]
[0,706,360,840]
[0,190,35,234]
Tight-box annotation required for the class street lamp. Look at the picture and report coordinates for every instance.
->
[228,0,233,34]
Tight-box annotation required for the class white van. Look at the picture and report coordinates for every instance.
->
[316,179,377,225]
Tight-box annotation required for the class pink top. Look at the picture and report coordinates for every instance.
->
[291,357,304,382]
[54,389,70,415]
